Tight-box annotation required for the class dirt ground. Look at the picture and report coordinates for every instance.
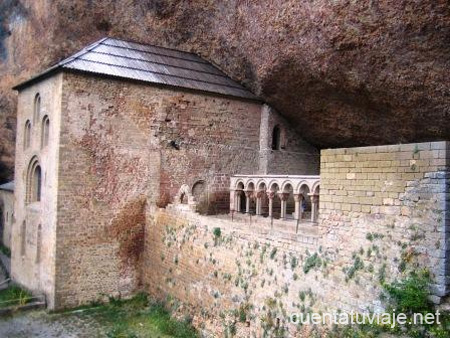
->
[0,309,106,338]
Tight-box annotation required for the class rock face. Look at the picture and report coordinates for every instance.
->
[0,0,449,182]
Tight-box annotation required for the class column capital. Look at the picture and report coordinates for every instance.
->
[244,190,254,198]
[293,193,303,202]
[267,191,275,199]
[277,192,290,201]
[256,190,265,198]
[308,193,319,203]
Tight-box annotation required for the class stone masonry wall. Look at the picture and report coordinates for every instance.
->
[154,87,262,211]
[143,205,323,337]
[0,189,14,249]
[11,74,63,308]
[53,72,264,309]
[319,141,450,303]
[142,141,449,336]
[259,105,319,175]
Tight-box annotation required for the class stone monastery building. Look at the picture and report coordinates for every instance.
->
[10,37,319,309]
[4,37,449,325]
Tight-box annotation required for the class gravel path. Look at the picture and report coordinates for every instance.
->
[0,309,106,338]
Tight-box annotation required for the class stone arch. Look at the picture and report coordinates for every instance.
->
[295,180,310,194]
[245,180,256,191]
[235,181,245,190]
[256,179,268,191]
[255,180,269,216]
[268,181,280,192]
[312,181,320,194]
[256,180,267,191]
[34,93,41,123]
[299,184,311,213]
[281,180,295,193]
[41,115,50,148]
[192,180,206,202]
[192,180,208,213]
[26,156,42,204]
[282,182,295,218]
[175,184,194,205]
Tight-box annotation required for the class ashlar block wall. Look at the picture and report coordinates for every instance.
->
[319,141,449,303]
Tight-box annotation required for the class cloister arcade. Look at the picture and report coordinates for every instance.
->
[229,175,320,223]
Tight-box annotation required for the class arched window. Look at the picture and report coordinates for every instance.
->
[41,115,50,148]
[36,224,42,263]
[192,181,206,203]
[21,221,26,256]
[24,120,31,149]
[34,165,42,202]
[34,93,41,122]
[272,125,281,150]
[192,180,208,214]
[26,157,42,203]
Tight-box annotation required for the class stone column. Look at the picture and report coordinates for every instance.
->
[245,191,253,214]
[278,192,290,219]
[267,191,275,218]
[293,194,303,220]
[236,191,242,212]
[256,191,264,215]
[309,193,319,222]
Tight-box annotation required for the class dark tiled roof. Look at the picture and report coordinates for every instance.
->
[0,181,14,192]
[14,38,258,100]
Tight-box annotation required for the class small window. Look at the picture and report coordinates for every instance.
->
[34,93,41,122]
[21,221,26,256]
[41,116,50,148]
[272,125,281,150]
[24,120,31,149]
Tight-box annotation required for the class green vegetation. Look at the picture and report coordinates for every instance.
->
[269,248,277,260]
[0,243,10,257]
[64,293,198,338]
[303,253,321,274]
[382,270,431,314]
[290,256,298,270]
[0,285,33,308]
[343,256,364,282]
[365,232,384,241]
[213,227,221,246]
[328,271,450,338]
[213,227,221,238]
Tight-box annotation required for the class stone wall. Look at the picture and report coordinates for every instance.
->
[11,74,63,308]
[0,188,14,248]
[258,105,319,175]
[319,141,450,303]
[52,72,265,309]
[142,205,322,337]
[153,86,262,211]
[141,141,449,336]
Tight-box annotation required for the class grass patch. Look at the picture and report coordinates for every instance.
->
[68,293,198,338]
[0,285,33,308]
